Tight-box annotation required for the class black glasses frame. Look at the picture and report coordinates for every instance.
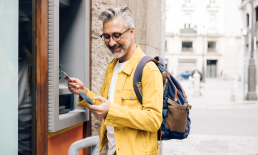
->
[100,28,131,43]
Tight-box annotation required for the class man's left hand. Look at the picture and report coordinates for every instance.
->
[85,96,110,119]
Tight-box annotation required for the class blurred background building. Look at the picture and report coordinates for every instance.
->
[162,2,258,154]
[165,0,244,81]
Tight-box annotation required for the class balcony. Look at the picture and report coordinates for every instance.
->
[208,48,217,52]
[180,28,197,34]
[182,47,193,52]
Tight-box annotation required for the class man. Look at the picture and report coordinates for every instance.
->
[191,67,203,95]
[191,67,203,82]
[68,6,163,155]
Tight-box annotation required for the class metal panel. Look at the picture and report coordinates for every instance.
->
[48,0,90,132]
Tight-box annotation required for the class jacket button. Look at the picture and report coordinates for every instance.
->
[130,95,133,98]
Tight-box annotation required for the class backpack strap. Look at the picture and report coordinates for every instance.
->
[154,56,164,67]
[161,71,168,91]
[133,56,159,104]
[180,84,188,102]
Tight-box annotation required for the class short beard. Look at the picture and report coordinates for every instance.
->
[107,35,131,58]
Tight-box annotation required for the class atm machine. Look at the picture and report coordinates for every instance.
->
[48,0,90,132]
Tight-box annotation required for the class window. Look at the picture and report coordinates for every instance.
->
[208,42,216,52]
[18,0,36,154]
[182,42,193,51]
[247,14,249,27]
[1,0,36,154]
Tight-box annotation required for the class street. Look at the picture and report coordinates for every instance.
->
[163,78,258,155]
[191,109,258,137]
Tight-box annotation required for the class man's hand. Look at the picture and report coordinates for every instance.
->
[68,78,87,95]
[85,96,110,119]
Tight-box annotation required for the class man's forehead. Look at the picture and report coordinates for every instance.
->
[103,17,126,33]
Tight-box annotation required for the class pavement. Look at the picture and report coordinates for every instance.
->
[163,134,258,155]
[180,78,258,109]
[162,78,258,155]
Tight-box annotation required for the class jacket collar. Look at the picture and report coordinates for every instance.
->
[108,58,118,69]
[108,44,145,75]
[122,45,145,75]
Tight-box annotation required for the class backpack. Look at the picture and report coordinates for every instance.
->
[133,56,192,140]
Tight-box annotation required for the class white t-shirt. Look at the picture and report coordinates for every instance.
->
[106,59,128,155]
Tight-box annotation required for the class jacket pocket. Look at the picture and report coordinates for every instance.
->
[122,89,138,99]
[121,90,141,109]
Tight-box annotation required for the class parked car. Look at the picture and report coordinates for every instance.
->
[178,70,192,79]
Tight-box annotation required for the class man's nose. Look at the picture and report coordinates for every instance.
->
[109,36,116,47]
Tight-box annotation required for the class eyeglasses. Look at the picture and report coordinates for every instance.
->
[100,28,130,43]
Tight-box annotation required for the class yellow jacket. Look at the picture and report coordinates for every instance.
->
[77,45,163,155]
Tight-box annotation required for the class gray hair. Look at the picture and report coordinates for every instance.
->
[98,6,134,29]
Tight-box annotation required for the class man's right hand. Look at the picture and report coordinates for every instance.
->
[68,78,87,95]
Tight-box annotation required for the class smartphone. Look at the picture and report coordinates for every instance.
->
[64,75,73,83]
[62,71,74,83]
[79,92,95,105]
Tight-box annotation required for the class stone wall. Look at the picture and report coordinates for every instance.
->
[91,0,161,154]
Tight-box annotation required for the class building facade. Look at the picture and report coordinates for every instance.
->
[165,0,244,80]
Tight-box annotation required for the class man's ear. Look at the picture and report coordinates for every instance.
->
[130,27,135,39]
